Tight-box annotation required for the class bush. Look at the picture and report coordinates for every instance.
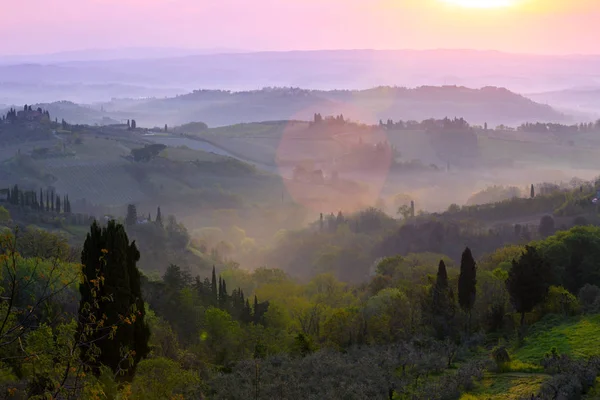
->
[578,284,600,314]
[491,346,511,372]
[542,286,580,316]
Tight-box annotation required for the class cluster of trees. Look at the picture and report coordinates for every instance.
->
[312,113,345,125]
[3,184,72,213]
[131,144,167,162]
[2,212,600,398]
[2,105,51,123]
[379,117,471,131]
[518,121,600,133]
[0,220,151,397]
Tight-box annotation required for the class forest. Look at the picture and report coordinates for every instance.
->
[1,175,600,400]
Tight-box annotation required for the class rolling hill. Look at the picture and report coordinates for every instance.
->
[103,85,567,127]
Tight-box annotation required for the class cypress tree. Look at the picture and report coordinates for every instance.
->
[155,206,163,228]
[56,195,61,213]
[125,204,137,226]
[51,191,55,212]
[46,191,50,212]
[242,299,252,323]
[221,279,228,308]
[218,276,223,306]
[432,260,449,311]
[78,220,150,380]
[253,295,259,324]
[458,247,477,333]
[432,260,455,339]
[530,184,535,199]
[211,266,217,305]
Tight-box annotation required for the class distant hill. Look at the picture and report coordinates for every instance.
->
[105,86,567,127]
[527,87,600,119]
[1,49,600,102]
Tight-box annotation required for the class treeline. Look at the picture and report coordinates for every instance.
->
[518,121,600,133]
[380,116,471,131]
[2,104,51,123]
[3,184,72,213]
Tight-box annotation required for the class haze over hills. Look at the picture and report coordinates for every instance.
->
[0,86,567,127]
[527,87,600,119]
[1,49,600,105]
[0,46,248,64]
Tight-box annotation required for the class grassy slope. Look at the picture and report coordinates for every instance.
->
[461,373,546,400]
[515,314,600,363]
[462,314,600,399]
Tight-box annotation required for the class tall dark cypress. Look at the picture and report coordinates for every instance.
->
[51,191,55,212]
[211,266,217,305]
[78,220,150,380]
[56,195,61,213]
[458,247,477,333]
[46,191,50,212]
[218,276,223,306]
[432,260,455,339]
[39,189,44,211]
[155,206,163,228]
[221,279,228,309]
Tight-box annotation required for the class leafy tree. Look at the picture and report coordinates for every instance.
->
[126,204,138,226]
[78,220,150,380]
[163,264,191,292]
[506,245,550,327]
[538,215,555,238]
[458,247,477,332]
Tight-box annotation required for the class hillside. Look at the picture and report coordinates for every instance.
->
[95,85,566,128]
[527,87,600,118]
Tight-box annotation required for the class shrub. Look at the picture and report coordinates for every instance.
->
[542,286,580,316]
[578,284,600,314]
[492,345,511,372]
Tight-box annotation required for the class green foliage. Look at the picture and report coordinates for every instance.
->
[0,207,9,224]
[506,245,550,326]
[536,226,600,293]
[128,357,201,400]
[542,286,580,317]
[514,314,600,363]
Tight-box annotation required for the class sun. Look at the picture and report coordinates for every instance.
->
[439,0,517,8]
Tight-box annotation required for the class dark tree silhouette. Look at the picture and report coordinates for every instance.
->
[506,245,550,327]
[125,204,138,226]
[78,220,150,380]
[458,247,477,333]
[538,215,555,238]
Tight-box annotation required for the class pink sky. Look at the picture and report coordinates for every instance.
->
[2,0,599,55]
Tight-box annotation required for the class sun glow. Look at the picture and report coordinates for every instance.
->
[439,0,517,8]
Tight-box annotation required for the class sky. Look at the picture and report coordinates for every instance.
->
[2,0,599,55]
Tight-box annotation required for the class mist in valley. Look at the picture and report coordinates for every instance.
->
[5,3,600,397]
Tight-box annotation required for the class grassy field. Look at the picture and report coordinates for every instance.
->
[461,373,547,400]
[461,314,600,399]
[514,314,600,364]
